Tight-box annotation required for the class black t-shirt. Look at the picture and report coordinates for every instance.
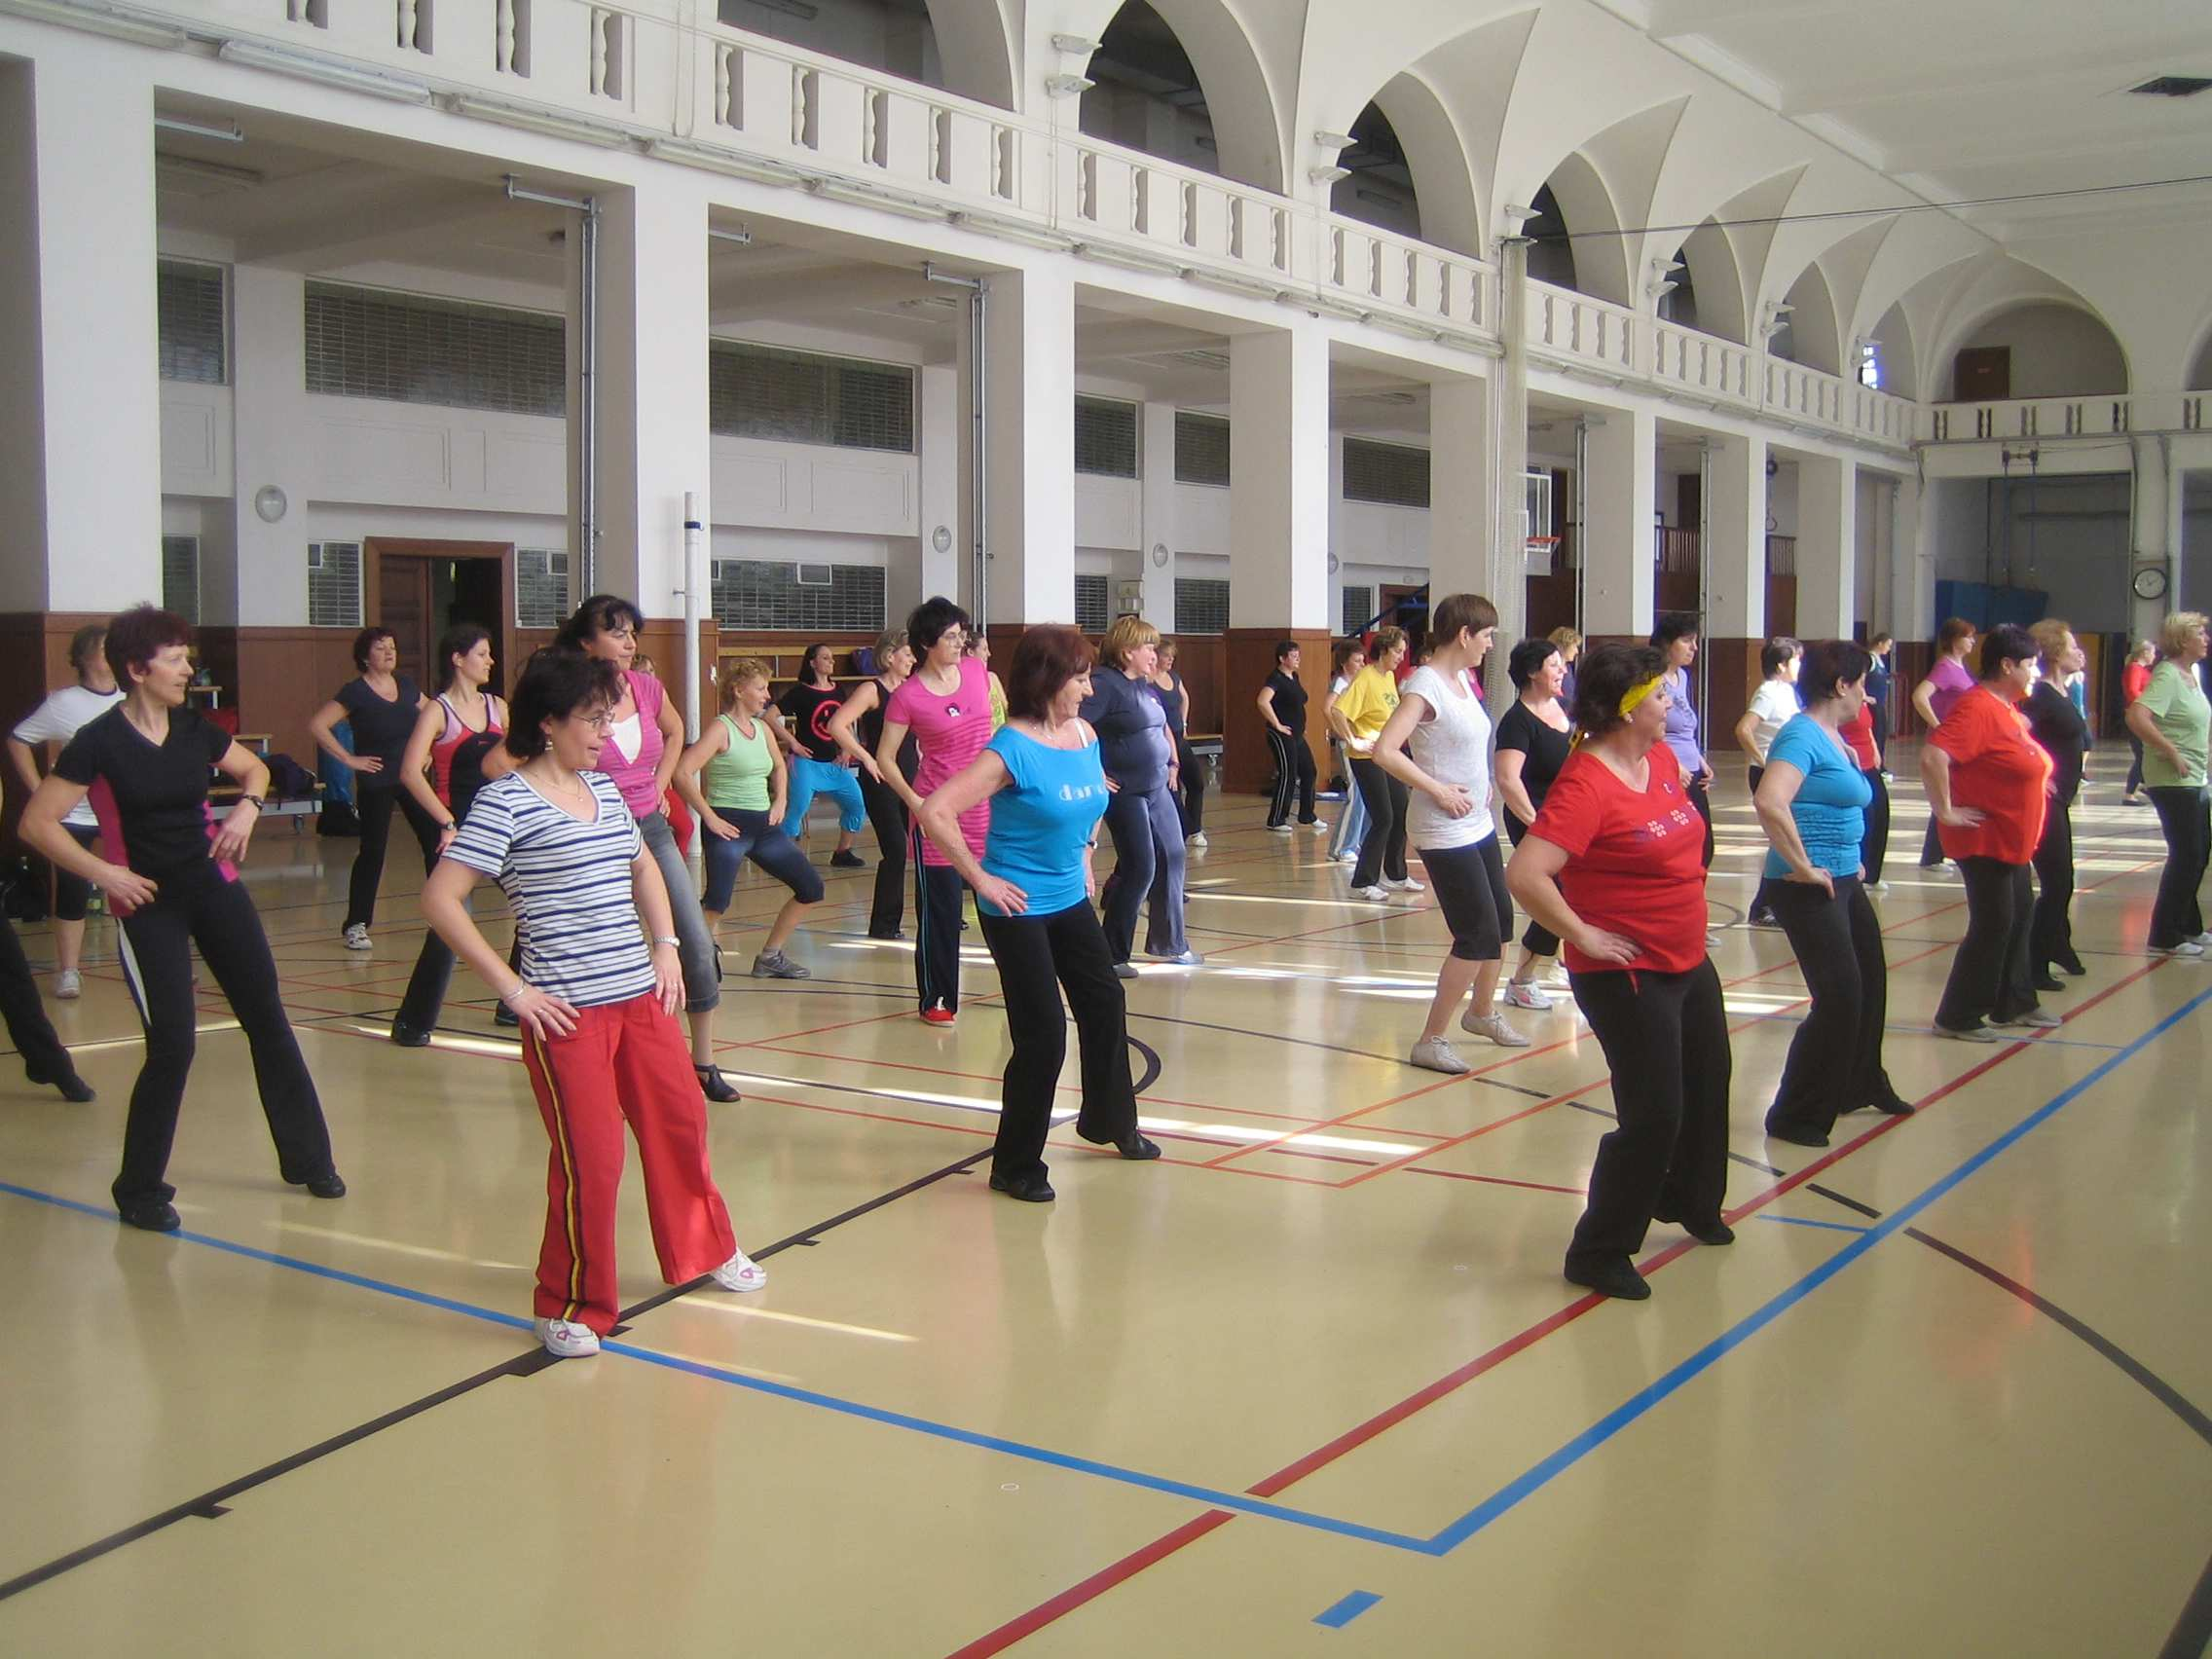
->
[2024,681,2086,806]
[1158,670,1188,736]
[337,675,423,791]
[54,705,231,880]
[1495,699,1573,840]
[1265,670,1308,735]
[856,682,920,783]
[777,681,848,763]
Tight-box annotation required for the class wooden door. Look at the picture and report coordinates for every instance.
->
[378,555,434,683]
[363,538,516,700]
[1954,346,2010,403]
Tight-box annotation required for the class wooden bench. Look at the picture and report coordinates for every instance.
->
[210,781,325,832]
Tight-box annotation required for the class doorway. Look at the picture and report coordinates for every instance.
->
[364,539,515,697]
[1379,583,1429,663]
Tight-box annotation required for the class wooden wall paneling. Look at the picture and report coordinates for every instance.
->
[1222,629,1329,794]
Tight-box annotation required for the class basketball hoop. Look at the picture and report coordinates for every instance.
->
[1525,535,1563,575]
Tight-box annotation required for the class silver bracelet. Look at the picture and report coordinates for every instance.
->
[499,984,531,1006]
[651,935,681,946]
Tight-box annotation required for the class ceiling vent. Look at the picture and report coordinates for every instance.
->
[2126,75,2212,97]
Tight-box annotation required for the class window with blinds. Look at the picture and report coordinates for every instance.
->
[1075,573,1111,632]
[710,560,886,631]
[1174,412,1231,486]
[708,343,915,453]
[1174,577,1229,635]
[308,541,363,628]
[516,548,571,628]
[1074,397,1138,477]
[161,535,201,624]
[1343,438,1431,508]
[1342,585,1373,636]
[157,261,226,386]
[305,282,566,417]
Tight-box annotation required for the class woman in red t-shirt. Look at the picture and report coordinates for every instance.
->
[1840,692,1889,888]
[2120,638,2156,804]
[1921,623,2055,1041]
[1506,645,1732,1303]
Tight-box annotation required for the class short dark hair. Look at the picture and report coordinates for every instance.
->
[351,626,395,673]
[1430,592,1497,645]
[1005,624,1095,721]
[555,594,645,652]
[803,642,834,681]
[505,649,623,761]
[1760,637,1801,677]
[907,595,971,654]
[1937,616,1975,651]
[67,623,107,677]
[433,624,492,693]
[1571,644,1666,739]
[1978,623,2038,681]
[1799,640,1872,705]
[105,606,194,689]
[1869,631,1894,650]
[1274,639,1301,664]
[1650,612,1700,650]
[1331,639,1365,677]
[1507,637,1560,690]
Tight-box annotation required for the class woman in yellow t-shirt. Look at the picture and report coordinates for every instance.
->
[1327,626,1415,900]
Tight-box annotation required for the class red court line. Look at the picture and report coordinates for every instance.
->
[1408,1167,1585,1197]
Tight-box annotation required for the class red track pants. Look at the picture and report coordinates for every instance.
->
[522,993,737,1334]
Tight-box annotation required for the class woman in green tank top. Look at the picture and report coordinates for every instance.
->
[676,660,826,979]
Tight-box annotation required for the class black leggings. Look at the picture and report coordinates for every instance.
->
[858,770,909,940]
[1747,765,1779,917]
[1686,776,1715,870]
[1502,814,1560,956]
[113,861,334,1206]
[1566,959,1731,1269]
[1266,729,1316,828]
[912,837,967,1014]
[1860,767,1890,887]
[1423,835,1511,960]
[395,912,521,1035]
[1,912,76,1083]
[977,900,1138,1182]
[2124,730,2146,796]
[1767,876,1897,1138]
[1170,732,1206,837]
[51,823,100,922]
[1935,857,2037,1031]
[1349,758,1409,887]
[2030,798,2079,973]
[2147,785,2210,949]
[346,787,443,930]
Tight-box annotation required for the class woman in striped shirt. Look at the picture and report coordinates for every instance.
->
[422,649,766,1359]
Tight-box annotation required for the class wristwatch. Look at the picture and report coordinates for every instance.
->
[651,935,682,947]
[238,793,266,810]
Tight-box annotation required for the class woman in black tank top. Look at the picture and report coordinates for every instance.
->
[829,630,920,940]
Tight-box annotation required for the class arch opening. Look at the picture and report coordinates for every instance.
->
[1943,300,2129,401]
[716,0,1014,111]
[1528,156,1629,307]
[1771,264,1841,375]
[1668,217,1744,344]
[1076,0,1282,191]
[1329,100,1420,240]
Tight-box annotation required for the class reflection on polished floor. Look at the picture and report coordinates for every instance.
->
[2,745,2208,1656]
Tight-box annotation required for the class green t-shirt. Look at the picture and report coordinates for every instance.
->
[2137,661,2209,789]
[702,712,774,809]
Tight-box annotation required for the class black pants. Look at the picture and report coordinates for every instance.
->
[1919,813,1946,868]
[2030,798,2080,973]
[1170,732,1206,837]
[1,913,77,1084]
[1687,776,1715,869]
[2125,730,2146,796]
[1747,765,1779,918]
[1767,877,1898,1138]
[51,823,100,922]
[112,861,334,1206]
[1934,857,2037,1032]
[912,839,967,1013]
[346,786,443,930]
[1423,835,1510,959]
[1860,767,1891,886]
[1266,729,1316,828]
[1349,758,1409,888]
[395,922,522,1036]
[1503,813,1560,955]
[1098,783,1187,961]
[977,901,1137,1182]
[1566,960,1731,1270]
[858,770,909,940]
[2147,785,2210,948]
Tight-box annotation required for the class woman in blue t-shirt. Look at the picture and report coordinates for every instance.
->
[917,625,1161,1202]
[1751,640,1914,1147]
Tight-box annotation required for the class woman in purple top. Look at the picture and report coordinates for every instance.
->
[1650,614,1715,870]
[1911,618,1978,870]
[876,596,994,1026]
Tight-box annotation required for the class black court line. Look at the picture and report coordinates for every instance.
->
[1806,1182,1883,1219]
[0,1144,994,1604]
[1119,1010,1558,1102]
[2160,1548,2212,1659]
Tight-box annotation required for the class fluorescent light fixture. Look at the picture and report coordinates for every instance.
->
[156,114,245,143]
[1071,240,1186,278]
[155,153,266,191]
[707,225,755,246]
[1312,129,1357,152]
[1044,73,1094,97]
[1364,311,1445,344]
[808,176,951,221]
[945,208,1077,251]
[1294,291,1373,323]
[1051,33,1099,55]
[744,0,819,17]
[217,39,433,104]
[0,0,184,47]
[1185,267,1291,303]
[443,91,635,145]
[646,136,808,186]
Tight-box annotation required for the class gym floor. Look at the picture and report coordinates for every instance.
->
[2,743,2207,1656]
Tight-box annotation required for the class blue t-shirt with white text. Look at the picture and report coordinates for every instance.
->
[978,726,1110,917]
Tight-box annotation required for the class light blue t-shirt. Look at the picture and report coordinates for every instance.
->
[1761,712,1871,879]
[978,725,1109,917]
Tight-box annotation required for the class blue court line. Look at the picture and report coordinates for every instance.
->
[1752,1213,1872,1235]
[1419,981,2212,1557]
[1313,1591,1383,1628]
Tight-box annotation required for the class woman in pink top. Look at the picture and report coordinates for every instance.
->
[555,596,738,1102]
[875,596,993,1025]
[1910,617,1977,870]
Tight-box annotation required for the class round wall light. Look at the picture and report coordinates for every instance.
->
[253,485,288,524]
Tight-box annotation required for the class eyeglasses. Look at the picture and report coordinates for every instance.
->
[571,711,616,731]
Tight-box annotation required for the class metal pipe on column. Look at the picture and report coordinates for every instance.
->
[1573,417,1589,634]
[682,490,704,745]
[1493,233,1532,719]
[924,263,986,620]
[1696,438,1713,729]
[507,176,599,593]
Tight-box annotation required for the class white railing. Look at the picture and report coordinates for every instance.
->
[1322,217,1487,331]
[1651,320,1751,403]
[1525,283,1639,376]
[1920,392,2207,443]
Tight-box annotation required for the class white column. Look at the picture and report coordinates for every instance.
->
[1703,433,1766,641]
[1430,375,1499,627]
[1581,407,1657,636]
[231,268,313,625]
[2133,437,2184,637]
[917,363,960,608]
[1229,328,1331,630]
[597,177,712,609]
[1137,399,1178,633]
[982,264,1077,625]
[1896,474,1937,643]
[1796,453,1856,637]
[0,51,162,612]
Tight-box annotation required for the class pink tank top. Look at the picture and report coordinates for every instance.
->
[595,669,668,819]
[428,692,505,806]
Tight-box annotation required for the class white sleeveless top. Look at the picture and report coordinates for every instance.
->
[1403,664,1495,850]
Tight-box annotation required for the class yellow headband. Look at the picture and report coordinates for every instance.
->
[1617,675,1663,719]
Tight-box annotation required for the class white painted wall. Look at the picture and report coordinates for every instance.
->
[1949,303,2129,400]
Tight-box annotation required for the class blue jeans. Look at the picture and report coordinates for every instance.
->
[702,809,827,913]
[785,757,866,839]
[638,811,720,1014]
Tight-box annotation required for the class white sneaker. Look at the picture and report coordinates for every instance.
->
[1385,875,1425,894]
[1460,1009,1531,1047]
[1501,980,1553,1011]
[343,924,372,950]
[1269,824,1293,835]
[2152,940,2205,958]
[1542,962,1572,989]
[535,1315,601,1357]
[1187,832,1208,848]
[1705,931,1722,949]
[1339,850,1360,865]
[1409,1036,1470,1074]
[55,968,82,1000]
[2192,932,2212,947]
[1305,820,1330,834]
[1351,885,1391,902]
[710,1248,768,1292]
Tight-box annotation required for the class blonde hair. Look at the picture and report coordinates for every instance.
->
[2158,611,2207,659]
[1100,614,1161,669]
[1369,625,1408,661]
[719,657,770,710]
[2029,618,2074,668]
[1547,626,1582,653]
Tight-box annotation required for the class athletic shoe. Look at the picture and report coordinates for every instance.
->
[1409,1036,1470,1074]
[1705,931,1722,949]
[1268,824,1293,835]
[1933,1020,1999,1043]
[1543,963,1572,989]
[55,968,81,1000]
[1187,831,1208,848]
[1991,1009,2060,1029]
[1871,880,1891,896]
[920,1003,956,1025]
[117,1198,181,1233]
[1763,1119,1829,1149]
[1385,875,1425,894]
[343,924,371,950]
[535,1316,600,1358]
[1339,850,1359,865]
[2193,932,2212,947]
[292,1171,347,1199]
[1501,980,1553,1012]
[830,849,866,868]
[1653,1207,1737,1245]
[1113,962,1139,979]
[989,1169,1055,1202]
[1878,770,1894,783]
[2030,972,2065,993]
[390,1020,432,1049]
[1145,948,1204,967]
[1748,909,1782,929]
[751,949,811,979]
[2121,794,2144,806]
[1303,820,1328,833]
[710,1248,768,1292]
[1565,1258,1650,1301]
[2151,940,2205,958]
[1460,1009,1530,1047]
[493,1003,521,1028]
[1351,885,1391,902]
